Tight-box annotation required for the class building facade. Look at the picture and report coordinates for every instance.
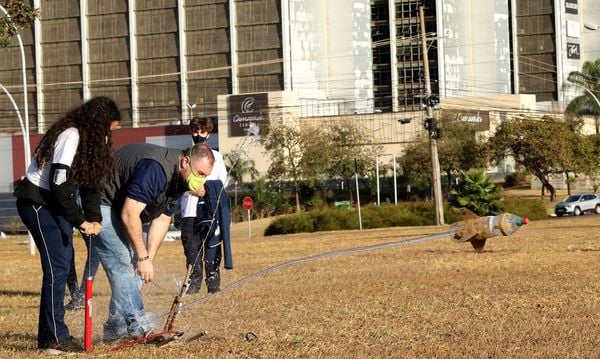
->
[0,0,377,135]
[1,0,600,192]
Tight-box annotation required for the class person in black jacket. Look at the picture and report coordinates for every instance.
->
[179,116,230,294]
[14,96,121,355]
[195,179,233,293]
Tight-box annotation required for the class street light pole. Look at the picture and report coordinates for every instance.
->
[1,5,35,256]
[0,5,30,171]
[567,80,600,133]
[419,5,444,225]
[186,103,197,124]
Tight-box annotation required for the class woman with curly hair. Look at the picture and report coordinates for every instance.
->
[14,96,121,354]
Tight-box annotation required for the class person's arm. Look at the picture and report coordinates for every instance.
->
[120,159,168,283]
[121,197,154,282]
[79,185,103,235]
[48,128,88,229]
[80,185,102,222]
[146,212,173,261]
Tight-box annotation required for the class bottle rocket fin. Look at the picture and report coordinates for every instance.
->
[470,239,487,252]
[459,208,479,220]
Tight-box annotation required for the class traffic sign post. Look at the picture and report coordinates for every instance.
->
[242,196,254,239]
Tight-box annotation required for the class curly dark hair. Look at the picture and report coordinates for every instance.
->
[33,96,121,186]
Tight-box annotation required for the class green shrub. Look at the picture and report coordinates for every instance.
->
[264,202,463,236]
[263,197,546,236]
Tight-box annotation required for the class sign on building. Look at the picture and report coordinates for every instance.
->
[450,110,490,131]
[565,0,578,15]
[227,93,269,137]
[567,43,581,59]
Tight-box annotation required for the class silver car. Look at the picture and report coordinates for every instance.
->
[555,193,600,217]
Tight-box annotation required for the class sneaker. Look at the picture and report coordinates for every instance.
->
[40,336,83,355]
[186,285,200,294]
[65,298,85,311]
[103,327,129,343]
[127,328,154,342]
[207,287,220,294]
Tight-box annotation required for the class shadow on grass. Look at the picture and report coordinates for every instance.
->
[0,289,38,297]
[0,332,37,352]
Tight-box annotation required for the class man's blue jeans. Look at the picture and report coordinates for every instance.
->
[94,205,151,340]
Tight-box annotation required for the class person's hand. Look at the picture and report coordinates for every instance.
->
[93,222,103,234]
[137,258,154,283]
[87,222,103,235]
[79,221,93,235]
[190,184,206,197]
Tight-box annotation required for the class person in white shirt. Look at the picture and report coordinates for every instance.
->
[179,116,230,294]
[14,96,121,354]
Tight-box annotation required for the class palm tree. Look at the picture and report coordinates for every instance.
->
[565,59,600,134]
[449,169,502,216]
[223,150,259,207]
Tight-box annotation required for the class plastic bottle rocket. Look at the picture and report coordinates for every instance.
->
[449,208,529,251]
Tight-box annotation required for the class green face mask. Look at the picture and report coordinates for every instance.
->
[186,171,206,192]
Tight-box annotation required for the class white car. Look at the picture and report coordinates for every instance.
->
[555,193,600,217]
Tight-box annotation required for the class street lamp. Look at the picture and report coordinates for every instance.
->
[567,80,600,133]
[0,83,25,138]
[0,5,30,170]
[186,103,197,124]
[1,5,34,256]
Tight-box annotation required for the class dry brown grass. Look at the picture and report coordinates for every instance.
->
[1,215,599,358]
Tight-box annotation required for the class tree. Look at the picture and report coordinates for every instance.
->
[579,134,600,192]
[398,134,433,193]
[321,122,382,203]
[565,59,600,134]
[399,115,487,194]
[261,114,318,212]
[437,115,488,190]
[488,116,576,201]
[0,0,38,48]
[449,169,502,216]
[223,150,259,207]
[553,116,589,195]
[262,116,381,212]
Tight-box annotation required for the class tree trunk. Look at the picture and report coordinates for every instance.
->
[234,181,238,208]
[347,177,354,204]
[565,171,571,195]
[539,176,556,201]
[446,170,453,194]
[294,180,301,213]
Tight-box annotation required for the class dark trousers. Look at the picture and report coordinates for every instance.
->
[17,200,73,349]
[180,217,221,292]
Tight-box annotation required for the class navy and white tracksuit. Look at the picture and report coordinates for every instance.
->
[14,128,101,349]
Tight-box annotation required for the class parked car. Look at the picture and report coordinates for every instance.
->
[555,193,600,217]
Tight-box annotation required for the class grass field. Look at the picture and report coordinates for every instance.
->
[0,213,599,358]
